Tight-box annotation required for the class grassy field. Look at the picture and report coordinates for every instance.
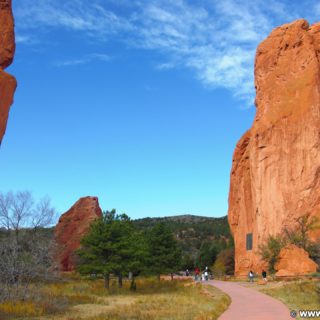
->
[242,279,320,320]
[0,277,230,320]
[261,280,320,320]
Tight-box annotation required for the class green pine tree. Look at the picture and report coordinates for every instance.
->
[77,210,147,289]
[147,222,182,281]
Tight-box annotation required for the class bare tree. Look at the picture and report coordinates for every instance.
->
[0,191,57,301]
[0,191,55,231]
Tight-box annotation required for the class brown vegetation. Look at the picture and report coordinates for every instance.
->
[260,280,320,319]
[0,191,56,302]
[0,277,230,320]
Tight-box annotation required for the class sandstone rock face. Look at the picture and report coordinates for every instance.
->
[0,70,16,143]
[228,19,320,275]
[0,0,15,69]
[275,245,317,276]
[55,197,102,271]
[0,0,16,144]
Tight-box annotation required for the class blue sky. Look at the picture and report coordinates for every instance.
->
[0,0,319,220]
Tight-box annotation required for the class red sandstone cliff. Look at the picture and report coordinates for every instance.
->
[55,197,102,271]
[0,0,16,144]
[228,19,320,275]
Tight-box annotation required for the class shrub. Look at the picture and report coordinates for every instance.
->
[212,248,234,276]
[259,213,320,273]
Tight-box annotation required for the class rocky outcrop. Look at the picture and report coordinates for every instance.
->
[0,0,16,144]
[228,19,320,275]
[275,245,317,276]
[0,0,15,69]
[55,197,102,271]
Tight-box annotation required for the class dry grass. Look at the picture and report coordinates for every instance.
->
[249,279,320,320]
[0,277,230,320]
[0,301,44,318]
[0,279,97,319]
[262,280,320,314]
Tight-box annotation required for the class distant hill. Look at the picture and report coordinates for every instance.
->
[134,214,227,224]
[133,214,233,268]
[133,215,230,238]
[9,214,233,270]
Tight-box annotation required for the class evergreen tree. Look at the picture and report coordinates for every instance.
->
[147,223,182,280]
[77,210,147,288]
[196,241,216,270]
[76,212,113,288]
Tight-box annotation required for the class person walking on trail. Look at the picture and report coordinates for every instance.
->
[262,270,267,282]
[248,270,254,283]
[204,266,209,281]
[194,267,200,281]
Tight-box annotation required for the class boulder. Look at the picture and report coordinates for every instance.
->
[0,0,16,144]
[228,19,320,275]
[275,244,317,276]
[55,196,102,271]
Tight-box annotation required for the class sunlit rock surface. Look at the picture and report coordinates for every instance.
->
[0,0,16,144]
[275,244,317,276]
[55,197,102,271]
[228,19,320,275]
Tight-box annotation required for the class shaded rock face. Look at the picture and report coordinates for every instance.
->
[228,19,320,275]
[275,245,317,276]
[0,0,16,144]
[55,197,102,272]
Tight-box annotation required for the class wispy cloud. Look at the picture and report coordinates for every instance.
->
[156,62,176,70]
[54,53,111,67]
[15,0,133,38]
[15,34,39,45]
[132,0,296,104]
[14,0,320,105]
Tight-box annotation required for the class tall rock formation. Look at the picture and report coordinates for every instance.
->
[228,19,320,275]
[0,0,16,144]
[55,197,102,272]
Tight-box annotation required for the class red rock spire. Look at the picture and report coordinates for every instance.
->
[0,0,17,144]
[228,19,320,275]
[55,197,103,271]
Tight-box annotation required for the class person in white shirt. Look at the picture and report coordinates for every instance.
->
[248,270,254,283]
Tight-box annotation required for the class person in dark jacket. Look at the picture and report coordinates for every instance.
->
[262,270,267,282]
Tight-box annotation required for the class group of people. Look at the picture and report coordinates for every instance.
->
[184,267,268,282]
[185,267,211,281]
[248,269,267,282]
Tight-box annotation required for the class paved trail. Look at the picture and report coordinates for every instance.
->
[208,280,291,320]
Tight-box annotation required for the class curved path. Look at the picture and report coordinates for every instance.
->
[208,280,291,320]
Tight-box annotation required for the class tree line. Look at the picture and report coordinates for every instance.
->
[76,209,182,289]
[133,215,234,273]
